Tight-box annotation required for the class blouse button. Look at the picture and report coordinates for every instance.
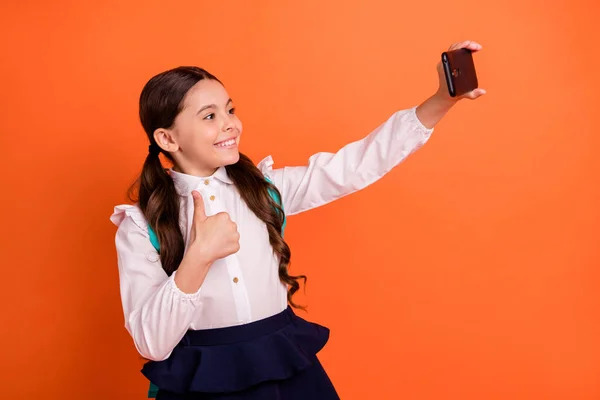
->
[233,277,239,283]
[209,195,216,201]
[204,179,210,185]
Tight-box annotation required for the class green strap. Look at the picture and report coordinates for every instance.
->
[148,224,160,252]
[144,177,285,398]
[148,383,159,398]
[264,176,286,236]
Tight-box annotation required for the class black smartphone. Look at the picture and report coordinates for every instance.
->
[441,48,478,97]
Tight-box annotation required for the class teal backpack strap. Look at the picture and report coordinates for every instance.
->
[264,176,286,236]
[143,176,284,398]
[147,383,159,399]
[147,227,161,398]
[148,225,160,252]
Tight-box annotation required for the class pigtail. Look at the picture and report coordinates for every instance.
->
[137,147,184,276]
[129,145,184,277]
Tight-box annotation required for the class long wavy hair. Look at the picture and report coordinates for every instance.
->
[128,67,305,309]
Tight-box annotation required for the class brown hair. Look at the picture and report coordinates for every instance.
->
[129,66,306,309]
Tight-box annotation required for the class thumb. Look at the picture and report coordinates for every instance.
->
[191,191,207,222]
[463,88,487,100]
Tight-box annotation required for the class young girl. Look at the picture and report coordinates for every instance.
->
[110,40,484,399]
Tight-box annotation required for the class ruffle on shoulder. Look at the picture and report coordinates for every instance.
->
[110,204,149,236]
[256,155,275,178]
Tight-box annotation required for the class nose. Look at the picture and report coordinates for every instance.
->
[223,114,235,132]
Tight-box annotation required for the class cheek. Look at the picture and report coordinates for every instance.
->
[178,124,219,152]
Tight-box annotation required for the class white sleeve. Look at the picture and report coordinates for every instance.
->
[111,205,202,361]
[257,107,433,216]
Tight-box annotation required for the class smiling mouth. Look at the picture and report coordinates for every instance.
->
[214,137,237,148]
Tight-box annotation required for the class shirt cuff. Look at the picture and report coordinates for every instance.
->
[166,270,203,305]
[408,106,435,135]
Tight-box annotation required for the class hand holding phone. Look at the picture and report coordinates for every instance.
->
[442,48,478,97]
[437,41,485,100]
[417,40,485,128]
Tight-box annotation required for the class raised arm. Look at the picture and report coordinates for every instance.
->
[259,107,432,216]
[260,40,486,216]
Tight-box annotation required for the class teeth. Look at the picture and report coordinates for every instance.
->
[215,138,236,147]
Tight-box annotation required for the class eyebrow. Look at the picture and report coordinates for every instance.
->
[196,99,233,115]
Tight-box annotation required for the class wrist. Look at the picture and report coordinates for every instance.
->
[433,88,458,109]
[175,251,212,294]
[416,91,457,129]
[185,243,213,270]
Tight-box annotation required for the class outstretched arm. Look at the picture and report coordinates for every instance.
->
[260,40,485,216]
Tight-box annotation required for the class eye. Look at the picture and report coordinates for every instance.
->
[228,107,236,115]
[203,113,215,120]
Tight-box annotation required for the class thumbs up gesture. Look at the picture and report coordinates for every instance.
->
[188,190,240,264]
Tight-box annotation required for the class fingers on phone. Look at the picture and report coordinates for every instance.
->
[464,88,486,99]
[449,40,482,52]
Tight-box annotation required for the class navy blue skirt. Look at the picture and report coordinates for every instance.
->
[142,307,340,399]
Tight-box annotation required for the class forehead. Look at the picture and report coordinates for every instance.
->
[182,79,229,109]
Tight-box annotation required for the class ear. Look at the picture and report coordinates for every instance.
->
[154,128,179,153]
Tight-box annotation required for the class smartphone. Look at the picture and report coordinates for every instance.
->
[441,48,478,97]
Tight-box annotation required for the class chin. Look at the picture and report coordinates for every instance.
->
[223,152,240,166]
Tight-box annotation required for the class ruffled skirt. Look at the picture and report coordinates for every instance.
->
[142,306,340,399]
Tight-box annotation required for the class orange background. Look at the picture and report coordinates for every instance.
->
[1,1,599,399]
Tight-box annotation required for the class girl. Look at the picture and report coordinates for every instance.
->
[110,40,485,399]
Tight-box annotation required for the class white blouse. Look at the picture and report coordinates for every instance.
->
[110,107,433,361]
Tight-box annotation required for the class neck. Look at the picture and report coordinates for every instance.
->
[173,162,219,178]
